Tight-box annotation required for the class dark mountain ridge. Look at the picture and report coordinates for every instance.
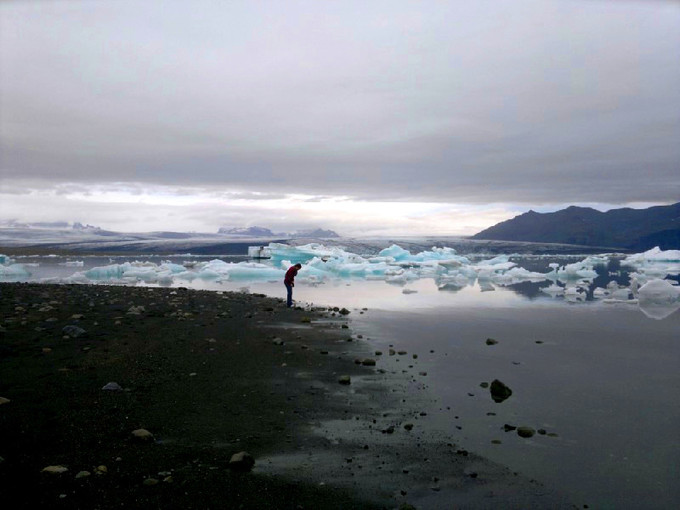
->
[472,202,680,250]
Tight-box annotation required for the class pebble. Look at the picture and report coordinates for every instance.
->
[229,451,255,472]
[75,470,91,479]
[0,397,10,405]
[132,428,154,441]
[102,382,123,391]
[338,375,351,385]
[62,325,87,337]
[517,426,536,438]
[42,465,68,474]
[486,338,498,345]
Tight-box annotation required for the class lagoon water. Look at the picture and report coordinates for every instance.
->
[3,250,679,508]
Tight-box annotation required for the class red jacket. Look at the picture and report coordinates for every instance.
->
[284,266,298,285]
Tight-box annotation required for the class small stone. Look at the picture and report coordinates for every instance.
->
[163,476,173,483]
[75,470,91,479]
[95,465,107,475]
[229,451,255,472]
[381,425,395,434]
[397,350,407,355]
[490,379,512,403]
[102,382,123,391]
[389,349,396,356]
[491,439,502,444]
[132,428,154,441]
[339,308,350,315]
[375,351,383,356]
[517,427,535,438]
[419,371,427,376]
[361,358,376,366]
[403,423,414,431]
[503,424,517,432]
[42,347,52,353]
[338,375,351,385]
[143,478,159,486]
[42,465,68,474]
[480,382,489,388]
[272,338,284,346]
[62,325,86,338]
[486,338,498,345]
[0,397,10,405]
[71,314,85,320]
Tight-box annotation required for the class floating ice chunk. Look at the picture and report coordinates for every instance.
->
[637,279,680,320]
[592,287,610,299]
[541,283,565,296]
[197,259,284,281]
[0,264,31,278]
[623,247,680,265]
[60,260,84,267]
[0,254,11,264]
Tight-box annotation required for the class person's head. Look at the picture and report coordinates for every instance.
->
[295,263,302,269]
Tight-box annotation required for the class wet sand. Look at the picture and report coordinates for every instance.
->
[0,283,569,509]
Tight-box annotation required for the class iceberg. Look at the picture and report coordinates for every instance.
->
[637,279,680,320]
[0,263,31,279]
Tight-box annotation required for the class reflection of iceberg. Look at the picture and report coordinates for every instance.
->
[637,279,680,320]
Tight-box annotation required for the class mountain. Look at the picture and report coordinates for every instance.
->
[292,228,339,238]
[217,226,277,237]
[472,202,680,250]
[217,226,340,238]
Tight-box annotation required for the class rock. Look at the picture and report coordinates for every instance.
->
[75,470,91,479]
[132,428,154,441]
[361,358,376,366]
[517,427,535,438]
[102,382,123,391]
[403,423,414,431]
[229,451,255,472]
[339,308,350,315]
[70,314,85,320]
[143,478,159,486]
[0,397,10,405]
[490,379,512,403]
[389,349,396,356]
[42,465,68,474]
[503,424,517,432]
[375,351,383,356]
[480,382,489,388]
[338,375,351,385]
[62,325,86,338]
[397,350,407,355]
[381,425,395,434]
[272,338,284,346]
[95,465,107,475]
[486,338,498,345]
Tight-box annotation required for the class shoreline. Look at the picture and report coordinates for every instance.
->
[0,282,570,509]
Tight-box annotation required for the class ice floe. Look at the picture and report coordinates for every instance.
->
[4,244,680,319]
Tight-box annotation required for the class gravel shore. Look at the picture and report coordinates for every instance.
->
[0,283,569,509]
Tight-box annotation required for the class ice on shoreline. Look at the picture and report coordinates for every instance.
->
[4,245,679,319]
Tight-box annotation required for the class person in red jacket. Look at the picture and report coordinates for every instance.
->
[284,263,302,307]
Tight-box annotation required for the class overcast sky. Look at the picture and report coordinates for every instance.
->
[1,0,678,235]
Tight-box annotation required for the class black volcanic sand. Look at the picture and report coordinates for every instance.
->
[0,283,570,509]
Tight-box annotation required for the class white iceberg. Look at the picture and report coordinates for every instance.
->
[637,279,680,320]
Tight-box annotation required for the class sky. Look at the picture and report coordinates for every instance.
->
[1,0,678,236]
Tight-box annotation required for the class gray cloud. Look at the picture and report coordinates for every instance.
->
[1,0,679,208]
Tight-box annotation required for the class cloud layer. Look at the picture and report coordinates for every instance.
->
[1,0,678,233]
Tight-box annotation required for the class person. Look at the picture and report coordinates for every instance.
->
[284,263,302,307]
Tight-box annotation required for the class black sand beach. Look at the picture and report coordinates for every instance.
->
[0,283,570,509]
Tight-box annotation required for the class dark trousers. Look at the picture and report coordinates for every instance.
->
[285,283,293,307]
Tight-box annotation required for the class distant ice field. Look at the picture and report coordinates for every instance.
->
[2,242,679,320]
